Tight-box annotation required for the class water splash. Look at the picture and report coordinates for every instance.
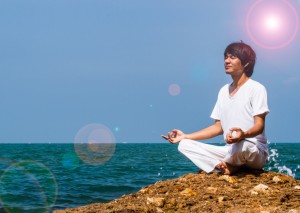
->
[278,166,295,178]
[269,148,279,162]
[266,147,296,178]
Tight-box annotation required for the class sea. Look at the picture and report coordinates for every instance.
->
[0,142,299,213]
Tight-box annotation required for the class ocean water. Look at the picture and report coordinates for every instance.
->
[0,142,299,213]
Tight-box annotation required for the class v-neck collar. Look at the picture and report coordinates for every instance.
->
[228,78,251,98]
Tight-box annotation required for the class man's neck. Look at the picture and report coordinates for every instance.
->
[231,73,249,88]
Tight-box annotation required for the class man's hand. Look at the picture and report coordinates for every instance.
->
[225,127,246,144]
[167,129,185,144]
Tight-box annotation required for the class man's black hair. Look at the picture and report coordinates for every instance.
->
[224,41,256,77]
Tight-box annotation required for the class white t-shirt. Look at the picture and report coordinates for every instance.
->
[211,79,269,152]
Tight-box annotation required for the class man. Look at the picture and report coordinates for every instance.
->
[165,41,269,175]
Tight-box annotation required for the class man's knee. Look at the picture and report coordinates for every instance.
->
[227,141,250,165]
[231,141,252,154]
[229,141,266,168]
[230,141,244,155]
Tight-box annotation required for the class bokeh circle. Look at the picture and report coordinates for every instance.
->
[62,153,80,170]
[246,0,299,49]
[168,84,181,96]
[74,123,116,166]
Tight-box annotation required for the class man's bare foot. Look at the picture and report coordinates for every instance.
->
[215,162,240,175]
[197,169,203,174]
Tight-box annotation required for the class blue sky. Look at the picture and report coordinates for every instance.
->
[0,0,300,143]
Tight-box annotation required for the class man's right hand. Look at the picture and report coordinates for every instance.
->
[168,129,185,144]
[225,127,245,144]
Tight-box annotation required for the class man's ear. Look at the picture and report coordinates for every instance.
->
[244,62,249,68]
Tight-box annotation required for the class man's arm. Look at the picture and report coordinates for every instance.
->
[225,112,267,144]
[168,120,223,144]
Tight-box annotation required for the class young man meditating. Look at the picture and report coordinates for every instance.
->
[165,41,269,175]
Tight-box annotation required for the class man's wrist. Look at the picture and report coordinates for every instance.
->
[184,134,190,140]
[243,131,249,138]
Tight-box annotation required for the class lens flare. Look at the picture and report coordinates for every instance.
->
[0,158,13,172]
[62,153,80,170]
[114,126,120,133]
[0,161,57,213]
[168,84,181,96]
[264,15,281,31]
[74,123,116,166]
[246,0,299,49]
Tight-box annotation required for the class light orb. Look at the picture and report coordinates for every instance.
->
[74,123,116,166]
[264,15,281,31]
[246,0,299,49]
[168,84,181,96]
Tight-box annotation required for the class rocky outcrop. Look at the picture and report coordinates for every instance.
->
[55,170,300,213]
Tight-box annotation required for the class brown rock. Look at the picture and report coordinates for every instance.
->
[179,187,197,196]
[250,183,270,195]
[54,171,300,213]
[146,197,165,207]
[218,196,225,202]
[218,174,238,183]
[273,175,284,183]
[206,186,218,193]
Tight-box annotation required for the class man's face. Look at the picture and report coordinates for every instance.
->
[224,53,245,76]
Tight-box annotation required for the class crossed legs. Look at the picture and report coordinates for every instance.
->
[178,139,267,175]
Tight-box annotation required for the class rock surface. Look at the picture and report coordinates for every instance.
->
[54,170,300,213]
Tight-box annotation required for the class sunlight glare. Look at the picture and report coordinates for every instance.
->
[265,15,281,31]
[246,0,299,49]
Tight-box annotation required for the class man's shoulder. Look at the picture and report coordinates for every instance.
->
[247,79,266,89]
[218,83,229,94]
[220,83,230,89]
